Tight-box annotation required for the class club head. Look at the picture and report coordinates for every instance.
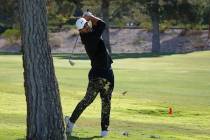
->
[69,59,75,66]
[122,131,129,136]
[121,91,127,96]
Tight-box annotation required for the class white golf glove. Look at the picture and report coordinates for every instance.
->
[83,11,93,17]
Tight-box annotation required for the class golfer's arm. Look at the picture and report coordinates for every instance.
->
[85,15,106,38]
[84,15,105,27]
[89,16,101,26]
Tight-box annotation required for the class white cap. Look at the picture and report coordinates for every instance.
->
[76,18,87,30]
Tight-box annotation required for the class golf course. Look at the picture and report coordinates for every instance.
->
[0,51,210,140]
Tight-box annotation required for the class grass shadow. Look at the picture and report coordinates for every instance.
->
[16,135,102,140]
[52,52,183,60]
[68,135,101,140]
[1,51,207,60]
[0,52,21,55]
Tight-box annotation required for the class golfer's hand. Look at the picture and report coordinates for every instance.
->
[83,12,93,21]
[83,12,100,27]
[83,15,90,21]
[83,11,93,17]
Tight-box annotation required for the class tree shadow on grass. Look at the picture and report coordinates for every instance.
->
[52,52,181,60]
[0,52,21,55]
[68,135,102,140]
[16,136,102,140]
[1,50,206,62]
[0,51,200,60]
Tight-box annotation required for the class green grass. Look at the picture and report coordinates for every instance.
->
[0,51,210,140]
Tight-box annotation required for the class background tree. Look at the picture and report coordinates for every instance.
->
[148,0,161,53]
[0,0,18,28]
[19,0,66,139]
[101,0,111,53]
[70,0,84,17]
[47,0,76,28]
[192,0,210,39]
[177,0,197,26]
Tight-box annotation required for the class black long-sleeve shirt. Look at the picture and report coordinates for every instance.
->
[80,20,114,85]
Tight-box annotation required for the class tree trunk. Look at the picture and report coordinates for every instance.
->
[19,0,66,140]
[150,0,160,53]
[101,0,111,54]
[208,23,210,40]
[72,0,83,17]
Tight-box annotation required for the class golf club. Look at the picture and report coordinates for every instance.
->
[69,35,79,66]
[69,9,91,66]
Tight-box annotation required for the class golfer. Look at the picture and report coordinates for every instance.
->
[65,12,114,137]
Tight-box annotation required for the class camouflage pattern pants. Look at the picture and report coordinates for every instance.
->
[70,78,114,131]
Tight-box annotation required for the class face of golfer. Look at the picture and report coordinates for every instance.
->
[79,23,91,34]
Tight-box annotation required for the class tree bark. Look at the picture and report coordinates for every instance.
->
[208,22,210,39]
[150,0,161,53]
[72,0,83,17]
[101,0,111,54]
[19,0,66,140]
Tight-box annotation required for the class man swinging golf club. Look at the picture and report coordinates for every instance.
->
[65,11,114,137]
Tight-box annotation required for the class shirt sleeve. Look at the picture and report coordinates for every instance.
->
[79,20,106,56]
[92,20,106,38]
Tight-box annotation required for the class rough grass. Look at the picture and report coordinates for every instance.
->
[0,51,210,140]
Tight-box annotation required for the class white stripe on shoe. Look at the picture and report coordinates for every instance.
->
[101,130,108,137]
[64,116,74,135]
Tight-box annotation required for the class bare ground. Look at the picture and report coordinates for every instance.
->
[0,29,210,53]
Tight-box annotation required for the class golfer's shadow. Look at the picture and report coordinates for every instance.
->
[68,135,102,140]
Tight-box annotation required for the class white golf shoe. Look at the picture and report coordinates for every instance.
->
[64,116,74,135]
[100,130,108,137]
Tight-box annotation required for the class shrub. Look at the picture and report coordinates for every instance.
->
[160,20,173,33]
[140,21,152,32]
[2,28,20,44]
[49,35,63,49]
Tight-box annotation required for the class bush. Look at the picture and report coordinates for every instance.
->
[49,35,63,49]
[112,18,125,28]
[140,21,152,32]
[160,20,174,33]
[2,28,20,44]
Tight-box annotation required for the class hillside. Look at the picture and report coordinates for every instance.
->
[0,29,210,53]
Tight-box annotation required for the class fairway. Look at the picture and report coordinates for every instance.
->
[0,51,210,140]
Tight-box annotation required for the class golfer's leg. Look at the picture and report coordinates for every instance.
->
[70,79,100,123]
[99,79,114,131]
